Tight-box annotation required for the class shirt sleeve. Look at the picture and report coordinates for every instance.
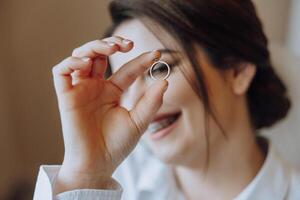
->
[33,165,123,200]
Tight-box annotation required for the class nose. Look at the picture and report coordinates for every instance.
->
[120,75,153,110]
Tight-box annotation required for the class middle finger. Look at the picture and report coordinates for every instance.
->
[71,37,133,59]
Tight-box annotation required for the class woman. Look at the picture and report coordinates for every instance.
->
[33,0,300,199]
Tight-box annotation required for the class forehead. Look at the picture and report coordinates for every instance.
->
[109,19,165,72]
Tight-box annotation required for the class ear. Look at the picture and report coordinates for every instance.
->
[230,63,256,95]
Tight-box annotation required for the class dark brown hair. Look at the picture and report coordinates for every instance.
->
[105,0,291,130]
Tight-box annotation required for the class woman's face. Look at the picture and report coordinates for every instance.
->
[109,19,241,167]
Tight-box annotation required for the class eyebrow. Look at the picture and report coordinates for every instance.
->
[158,48,179,54]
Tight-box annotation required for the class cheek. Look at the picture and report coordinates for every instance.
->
[163,70,203,139]
[163,70,196,105]
[165,70,206,136]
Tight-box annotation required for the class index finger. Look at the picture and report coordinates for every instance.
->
[108,50,161,92]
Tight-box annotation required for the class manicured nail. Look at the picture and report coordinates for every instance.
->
[151,49,161,61]
[82,57,91,62]
[122,39,132,44]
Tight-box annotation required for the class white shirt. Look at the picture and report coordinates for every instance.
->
[33,139,300,200]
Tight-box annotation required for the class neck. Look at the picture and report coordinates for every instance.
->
[174,104,265,200]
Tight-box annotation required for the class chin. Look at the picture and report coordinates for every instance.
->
[149,141,190,165]
[147,136,204,168]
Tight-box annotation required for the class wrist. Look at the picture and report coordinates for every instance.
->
[53,165,116,195]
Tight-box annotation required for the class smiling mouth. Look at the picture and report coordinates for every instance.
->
[147,112,181,137]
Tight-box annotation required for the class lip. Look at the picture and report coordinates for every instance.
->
[151,112,181,123]
[150,112,181,141]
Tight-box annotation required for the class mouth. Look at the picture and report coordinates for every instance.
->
[147,112,181,140]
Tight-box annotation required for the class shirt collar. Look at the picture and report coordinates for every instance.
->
[136,138,290,200]
[234,138,290,200]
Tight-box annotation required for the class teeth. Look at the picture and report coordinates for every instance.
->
[147,115,178,134]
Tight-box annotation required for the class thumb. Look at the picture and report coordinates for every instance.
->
[129,80,168,137]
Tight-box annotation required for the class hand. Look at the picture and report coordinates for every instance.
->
[51,36,168,194]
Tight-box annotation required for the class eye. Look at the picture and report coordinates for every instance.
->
[152,63,168,73]
[148,61,177,80]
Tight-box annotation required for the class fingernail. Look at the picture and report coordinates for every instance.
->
[122,39,132,44]
[82,57,91,62]
[107,41,116,46]
[163,81,169,92]
[151,49,161,61]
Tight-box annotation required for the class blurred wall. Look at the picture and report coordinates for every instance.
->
[0,0,111,199]
[287,0,300,57]
[0,0,297,199]
[253,0,291,45]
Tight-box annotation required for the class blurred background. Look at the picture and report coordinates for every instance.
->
[0,0,299,199]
